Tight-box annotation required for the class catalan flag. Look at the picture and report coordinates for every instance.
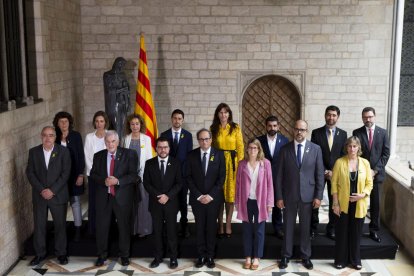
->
[135,34,158,154]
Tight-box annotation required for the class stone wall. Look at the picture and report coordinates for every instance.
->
[382,160,414,259]
[80,0,394,137]
[0,0,82,273]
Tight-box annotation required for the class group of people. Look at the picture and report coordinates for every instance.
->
[25,103,389,272]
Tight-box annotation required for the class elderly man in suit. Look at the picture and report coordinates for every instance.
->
[310,106,347,240]
[186,128,226,268]
[144,136,183,269]
[276,120,324,270]
[257,115,289,239]
[161,109,193,238]
[26,126,71,266]
[353,107,390,243]
[90,130,139,267]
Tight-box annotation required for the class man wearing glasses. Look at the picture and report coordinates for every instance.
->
[353,107,390,243]
[276,120,324,270]
[144,137,183,269]
[186,128,225,268]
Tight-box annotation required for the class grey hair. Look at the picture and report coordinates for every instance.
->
[105,130,119,141]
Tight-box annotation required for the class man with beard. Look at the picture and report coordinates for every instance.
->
[144,137,183,269]
[161,109,193,238]
[310,106,347,240]
[353,107,390,243]
[257,115,289,239]
[276,120,324,270]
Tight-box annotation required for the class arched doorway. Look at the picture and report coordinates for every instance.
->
[242,75,301,141]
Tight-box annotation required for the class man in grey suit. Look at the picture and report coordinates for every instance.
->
[276,120,324,270]
[353,107,390,243]
[26,126,71,266]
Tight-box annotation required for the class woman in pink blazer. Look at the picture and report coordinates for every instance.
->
[235,138,274,270]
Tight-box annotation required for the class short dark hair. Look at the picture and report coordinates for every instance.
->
[156,136,170,147]
[171,109,185,118]
[53,111,74,130]
[362,107,376,115]
[265,115,279,124]
[92,110,109,129]
[325,105,340,116]
[196,128,212,140]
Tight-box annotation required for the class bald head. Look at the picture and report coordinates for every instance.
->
[293,120,308,143]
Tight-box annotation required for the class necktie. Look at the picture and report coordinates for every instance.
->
[297,144,302,167]
[368,128,373,150]
[160,160,165,180]
[173,132,179,151]
[202,152,207,175]
[328,129,333,151]
[109,154,115,196]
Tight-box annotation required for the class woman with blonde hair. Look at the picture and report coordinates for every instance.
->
[331,136,373,270]
[235,138,274,270]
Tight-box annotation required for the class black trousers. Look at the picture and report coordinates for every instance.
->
[96,195,132,258]
[243,199,266,258]
[271,206,283,232]
[369,180,381,231]
[311,180,337,233]
[151,205,178,260]
[335,202,364,266]
[33,200,67,257]
[192,201,221,258]
[88,176,96,234]
[178,184,188,224]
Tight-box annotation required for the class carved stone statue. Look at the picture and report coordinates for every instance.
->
[103,57,131,138]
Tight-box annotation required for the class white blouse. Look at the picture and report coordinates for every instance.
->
[84,131,106,176]
[248,163,259,200]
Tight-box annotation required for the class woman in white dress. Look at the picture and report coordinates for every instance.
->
[124,114,154,236]
[84,111,108,234]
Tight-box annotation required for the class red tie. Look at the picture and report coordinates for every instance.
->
[368,128,373,150]
[109,154,115,196]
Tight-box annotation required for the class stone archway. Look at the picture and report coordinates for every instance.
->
[242,75,301,142]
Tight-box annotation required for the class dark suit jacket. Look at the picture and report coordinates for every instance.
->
[311,126,347,170]
[160,128,193,176]
[143,156,183,211]
[56,130,85,196]
[26,144,71,204]
[257,133,289,184]
[186,147,226,205]
[275,140,325,203]
[90,147,139,206]
[353,125,390,183]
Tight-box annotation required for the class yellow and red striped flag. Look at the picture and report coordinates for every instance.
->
[135,34,158,154]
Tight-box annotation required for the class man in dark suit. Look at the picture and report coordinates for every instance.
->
[90,130,139,267]
[353,107,390,243]
[257,115,289,240]
[144,136,183,269]
[161,109,193,238]
[310,105,347,240]
[186,128,226,269]
[26,126,71,266]
[276,120,324,270]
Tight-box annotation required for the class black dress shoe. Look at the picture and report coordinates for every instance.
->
[369,231,381,243]
[334,263,345,269]
[57,255,68,265]
[302,258,313,270]
[206,257,215,268]
[326,231,336,240]
[120,257,130,266]
[278,257,289,269]
[29,256,46,266]
[195,257,204,268]
[275,229,284,240]
[149,258,161,268]
[95,257,106,267]
[169,258,178,269]
[352,264,362,270]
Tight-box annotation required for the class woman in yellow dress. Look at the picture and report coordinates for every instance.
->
[211,103,244,237]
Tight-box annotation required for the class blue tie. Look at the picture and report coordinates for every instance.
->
[297,144,302,167]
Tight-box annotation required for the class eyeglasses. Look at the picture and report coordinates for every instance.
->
[294,128,307,133]
[198,138,211,142]
[156,146,169,150]
[248,146,259,150]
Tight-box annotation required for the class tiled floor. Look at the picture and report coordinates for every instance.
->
[7,190,414,275]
